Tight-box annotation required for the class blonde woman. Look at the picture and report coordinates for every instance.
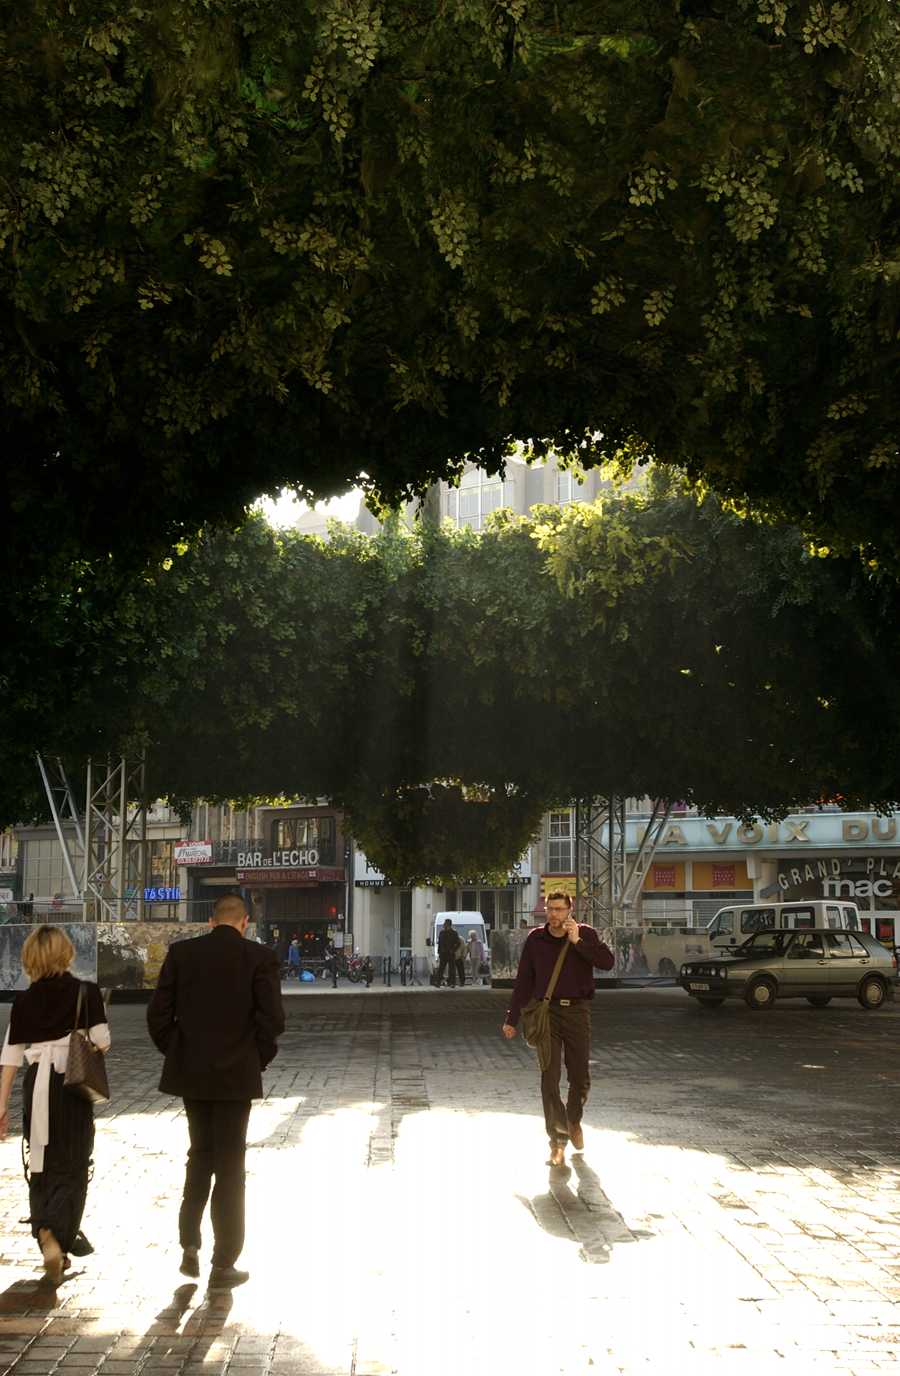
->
[0,927,110,1284]
[467,930,485,984]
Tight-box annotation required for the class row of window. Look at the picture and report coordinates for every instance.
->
[444,471,582,531]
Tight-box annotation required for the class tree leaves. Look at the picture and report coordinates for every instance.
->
[4,488,900,878]
[3,0,900,588]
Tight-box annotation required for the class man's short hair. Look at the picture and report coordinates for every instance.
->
[443,918,453,926]
[545,890,573,909]
[212,893,249,926]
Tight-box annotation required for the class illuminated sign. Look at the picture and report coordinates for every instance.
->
[145,887,180,902]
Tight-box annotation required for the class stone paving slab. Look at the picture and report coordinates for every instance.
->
[0,989,899,1372]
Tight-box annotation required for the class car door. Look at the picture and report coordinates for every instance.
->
[826,932,874,993]
[782,931,830,996]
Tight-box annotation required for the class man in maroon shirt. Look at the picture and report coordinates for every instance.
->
[502,891,613,1166]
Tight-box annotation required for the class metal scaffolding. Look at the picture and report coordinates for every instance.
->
[573,798,674,926]
[37,753,148,920]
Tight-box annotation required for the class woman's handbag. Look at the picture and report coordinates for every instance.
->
[63,984,110,1105]
[519,940,570,1072]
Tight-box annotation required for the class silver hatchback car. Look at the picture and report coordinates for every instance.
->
[679,928,898,1010]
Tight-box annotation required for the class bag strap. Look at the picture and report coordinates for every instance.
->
[72,981,92,1035]
[543,938,571,1003]
[73,981,85,1032]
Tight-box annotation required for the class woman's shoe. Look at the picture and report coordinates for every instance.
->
[38,1229,63,1285]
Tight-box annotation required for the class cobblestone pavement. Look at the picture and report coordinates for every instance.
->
[1,984,900,1374]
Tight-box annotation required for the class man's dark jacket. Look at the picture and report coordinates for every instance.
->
[437,925,460,959]
[147,924,285,1099]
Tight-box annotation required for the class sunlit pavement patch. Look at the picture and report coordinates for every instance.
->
[0,991,900,1371]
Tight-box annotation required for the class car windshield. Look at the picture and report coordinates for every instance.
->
[733,930,793,959]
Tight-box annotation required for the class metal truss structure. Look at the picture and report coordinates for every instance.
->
[38,754,148,921]
[573,798,674,927]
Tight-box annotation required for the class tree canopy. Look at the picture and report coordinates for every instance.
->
[5,483,900,882]
[4,1,900,580]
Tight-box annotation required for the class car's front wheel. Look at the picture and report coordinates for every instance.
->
[695,996,725,1008]
[806,996,832,1007]
[858,976,887,1010]
[744,978,777,1010]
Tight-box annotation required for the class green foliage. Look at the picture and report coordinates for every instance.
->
[4,490,900,880]
[4,1,900,584]
[338,782,546,886]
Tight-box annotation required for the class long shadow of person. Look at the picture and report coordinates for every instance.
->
[515,1156,653,1265]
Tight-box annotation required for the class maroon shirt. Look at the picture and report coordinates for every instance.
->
[505,923,614,1027]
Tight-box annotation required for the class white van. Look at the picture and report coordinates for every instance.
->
[706,900,861,955]
[427,913,490,983]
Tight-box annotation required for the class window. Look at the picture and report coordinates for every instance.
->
[780,907,815,929]
[22,838,74,900]
[741,908,775,934]
[271,815,336,864]
[547,810,573,873]
[147,841,176,890]
[399,890,412,949]
[825,905,841,929]
[844,907,859,929]
[711,910,733,936]
[828,933,868,958]
[555,470,584,505]
[446,470,514,530]
[787,932,826,959]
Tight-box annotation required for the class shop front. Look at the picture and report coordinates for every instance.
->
[627,811,900,928]
[236,865,347,955]
[236,806,347,957]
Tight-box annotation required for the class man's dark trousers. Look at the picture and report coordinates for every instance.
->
[437,954,456,986]
[541,1003,591,1150]
[179,1099,252,1268]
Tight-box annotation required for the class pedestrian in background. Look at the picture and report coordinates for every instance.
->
[287,938,301,973]
[0,926,110,1284]
[323,938,338,988]
[467,930,485,984]
[436,919,459,988]
[147,893,284,1289]
[455,931,468,987]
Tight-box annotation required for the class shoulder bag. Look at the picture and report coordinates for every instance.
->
[63,983,110,1105]
[519,939,570,1072]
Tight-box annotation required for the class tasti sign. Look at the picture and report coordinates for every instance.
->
[174,841,212,865]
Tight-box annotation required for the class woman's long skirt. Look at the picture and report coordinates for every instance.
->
[22,1063,94,1254]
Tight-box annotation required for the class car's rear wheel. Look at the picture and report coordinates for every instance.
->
[695,996,725,1008]
[806,996,832,1007]
[858,976,887,1009]
[744,978,777,1010]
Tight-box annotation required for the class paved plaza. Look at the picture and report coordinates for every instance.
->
[0,983,899,1374]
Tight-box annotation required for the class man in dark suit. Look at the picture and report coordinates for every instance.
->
[147,893,285,1288]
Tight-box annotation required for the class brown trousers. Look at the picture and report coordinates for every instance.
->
[540,1003,591,1149]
